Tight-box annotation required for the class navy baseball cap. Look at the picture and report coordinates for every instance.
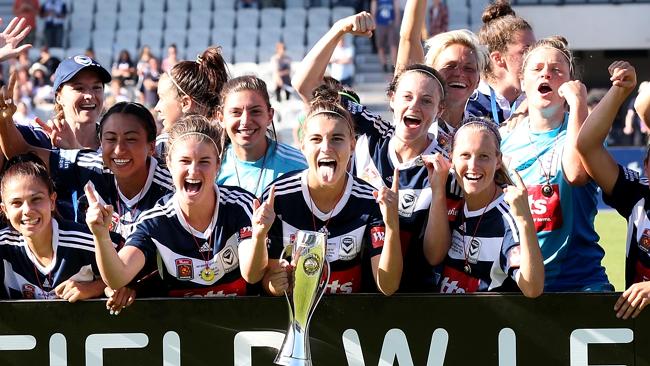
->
[53,55,112,91]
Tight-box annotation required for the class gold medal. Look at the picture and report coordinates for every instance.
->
[200,267,215,281]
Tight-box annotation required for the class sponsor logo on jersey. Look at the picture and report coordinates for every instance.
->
[325,265,362,294]
[527,184,563,232]
[238,226,253,241]
[175,258,194,280]
[199,242,212,253]
[22,284,36,299]
[439,266,479,293]
[446,198,463,221]
[370,227,385,249]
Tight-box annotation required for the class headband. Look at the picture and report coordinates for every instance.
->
[166,71,207,108]
[403,69,446,99]
[168,132,220,156]
[455,118,502,146]
[522,45,574,76]
[306,110,347,121]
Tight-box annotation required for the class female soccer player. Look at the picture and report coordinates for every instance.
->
[576,61,650,318]
[466,0,535,125]
[0,75,172,236]
[86,115,269,297]
[426,118,544,297]
[500,36,610,292]
[217,75,306,198]
[0,154,121,301]
[154,46,229,160]
[260,97,402,295]
[292,11,460,292]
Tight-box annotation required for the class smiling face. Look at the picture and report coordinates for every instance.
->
[452,127,500,206]
[433,43,480,109]
[56,69,105,124]
[301,114,355,187]
[167,137,220,206]
[219,89,273,157]
[154,74,184,131]
[100,113,154,182]
[390,71,443,143]
[522,47,571,112]
[1,175,56,238]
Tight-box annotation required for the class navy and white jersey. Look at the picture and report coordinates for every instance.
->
[154,132,169,163]
[0,219,122,300]
[345,100,463,292]
[602,165,650,287]
[50,149,174,237]
[17,123,52,150]
[126,184,257,297]
[439,194,521,294]
[264,170,385,294]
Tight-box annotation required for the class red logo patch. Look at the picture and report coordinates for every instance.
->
[239,226,253,241]
[446,198,463,222]
[439,266,479,293]
[639,229,650,253]
[634,261,650,283]
[175,258,194,280]
[168,277,248,297]
[527,184,563,232]
[22,284,36,299]
[325,265,362,294]
[370,226,385,249]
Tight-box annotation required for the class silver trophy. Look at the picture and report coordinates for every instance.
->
[275,230,330,366]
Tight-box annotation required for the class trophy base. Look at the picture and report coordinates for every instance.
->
[274,355,313,366]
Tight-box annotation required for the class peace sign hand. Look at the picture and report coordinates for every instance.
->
[84,182,114,239]
[374,168,400,227]
[34,117,82,149]
[252,185,276,237]
[503,170,531,219]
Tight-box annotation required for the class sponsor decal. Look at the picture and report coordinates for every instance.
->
[527,184,563,232]
[238,226,253,241]
[439,266,479,293]
[370,227,385,249]
[22,284,36,299]
[175,258,194,280]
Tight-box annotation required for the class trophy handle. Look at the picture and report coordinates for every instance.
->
[314,260,330,306]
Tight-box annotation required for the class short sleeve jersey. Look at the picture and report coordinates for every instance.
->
[126,185,257,297]
[218,139,307,198]
[0,219,122,299]
[265,170,385,294]
[50,149,174,237]
[500,117,608,291]
[346,100,463,292]
[602,165,650,287]
[439,194,521,293]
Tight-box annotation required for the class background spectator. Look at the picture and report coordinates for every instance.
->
[270,42,291,102]
[13,0,39,46]
[40,0,66,48]
[329,37,355,87]
[111,49,137,86]
[161,44,178,73]
[428,0,448,38]
[371,0,399,72]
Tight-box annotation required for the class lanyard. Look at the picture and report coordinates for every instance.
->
[489,87,518,125]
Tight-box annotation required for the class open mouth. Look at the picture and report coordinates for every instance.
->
[448,81,468,89]
[79,103,96,111]
[21,217,40,225]
[538,83,553,95]
[317,158,337,181]
[184,178,203,194]
[112,158,131,167]
[464,173,483,181]
[237,128,258,137]
[403,115,422,128]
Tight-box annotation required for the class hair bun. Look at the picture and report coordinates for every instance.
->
[311,83,340,104]
[482,0,516,24]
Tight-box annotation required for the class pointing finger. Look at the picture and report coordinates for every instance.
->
[267,185,275,208]
[34,117,53,133]
[510,169,527,190]
[84,182,99,206]
[253,198,260,211]
[391,168,399,193]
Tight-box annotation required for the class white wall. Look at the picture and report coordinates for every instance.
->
[514,4,650,50]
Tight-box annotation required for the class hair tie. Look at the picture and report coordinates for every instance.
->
[196,55,203,65]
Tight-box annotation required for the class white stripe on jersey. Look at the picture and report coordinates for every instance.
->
[220,186,255,218]
[131,198,175,226]
[153,164,174,191]
[496,202,520,243]
[275,143,306,166]
[76,151,106,171]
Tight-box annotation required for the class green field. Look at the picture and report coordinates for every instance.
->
[596,210,627,291]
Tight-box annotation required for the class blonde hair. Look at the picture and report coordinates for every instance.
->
[522,35,576,79]
[452,117,513,187]
[425,29,489,74]
[166,115,224,162]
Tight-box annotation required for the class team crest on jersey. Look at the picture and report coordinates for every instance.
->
[338,236,358,260]
[467,238,481,264]
[399,191,418,217]
[238,226,253,241]
[175,258,194,280]
[220,247,238,272]
[639,229,650,253]
[22,284,36,299]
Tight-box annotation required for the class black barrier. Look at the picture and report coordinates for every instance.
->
[0,293,648,365]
